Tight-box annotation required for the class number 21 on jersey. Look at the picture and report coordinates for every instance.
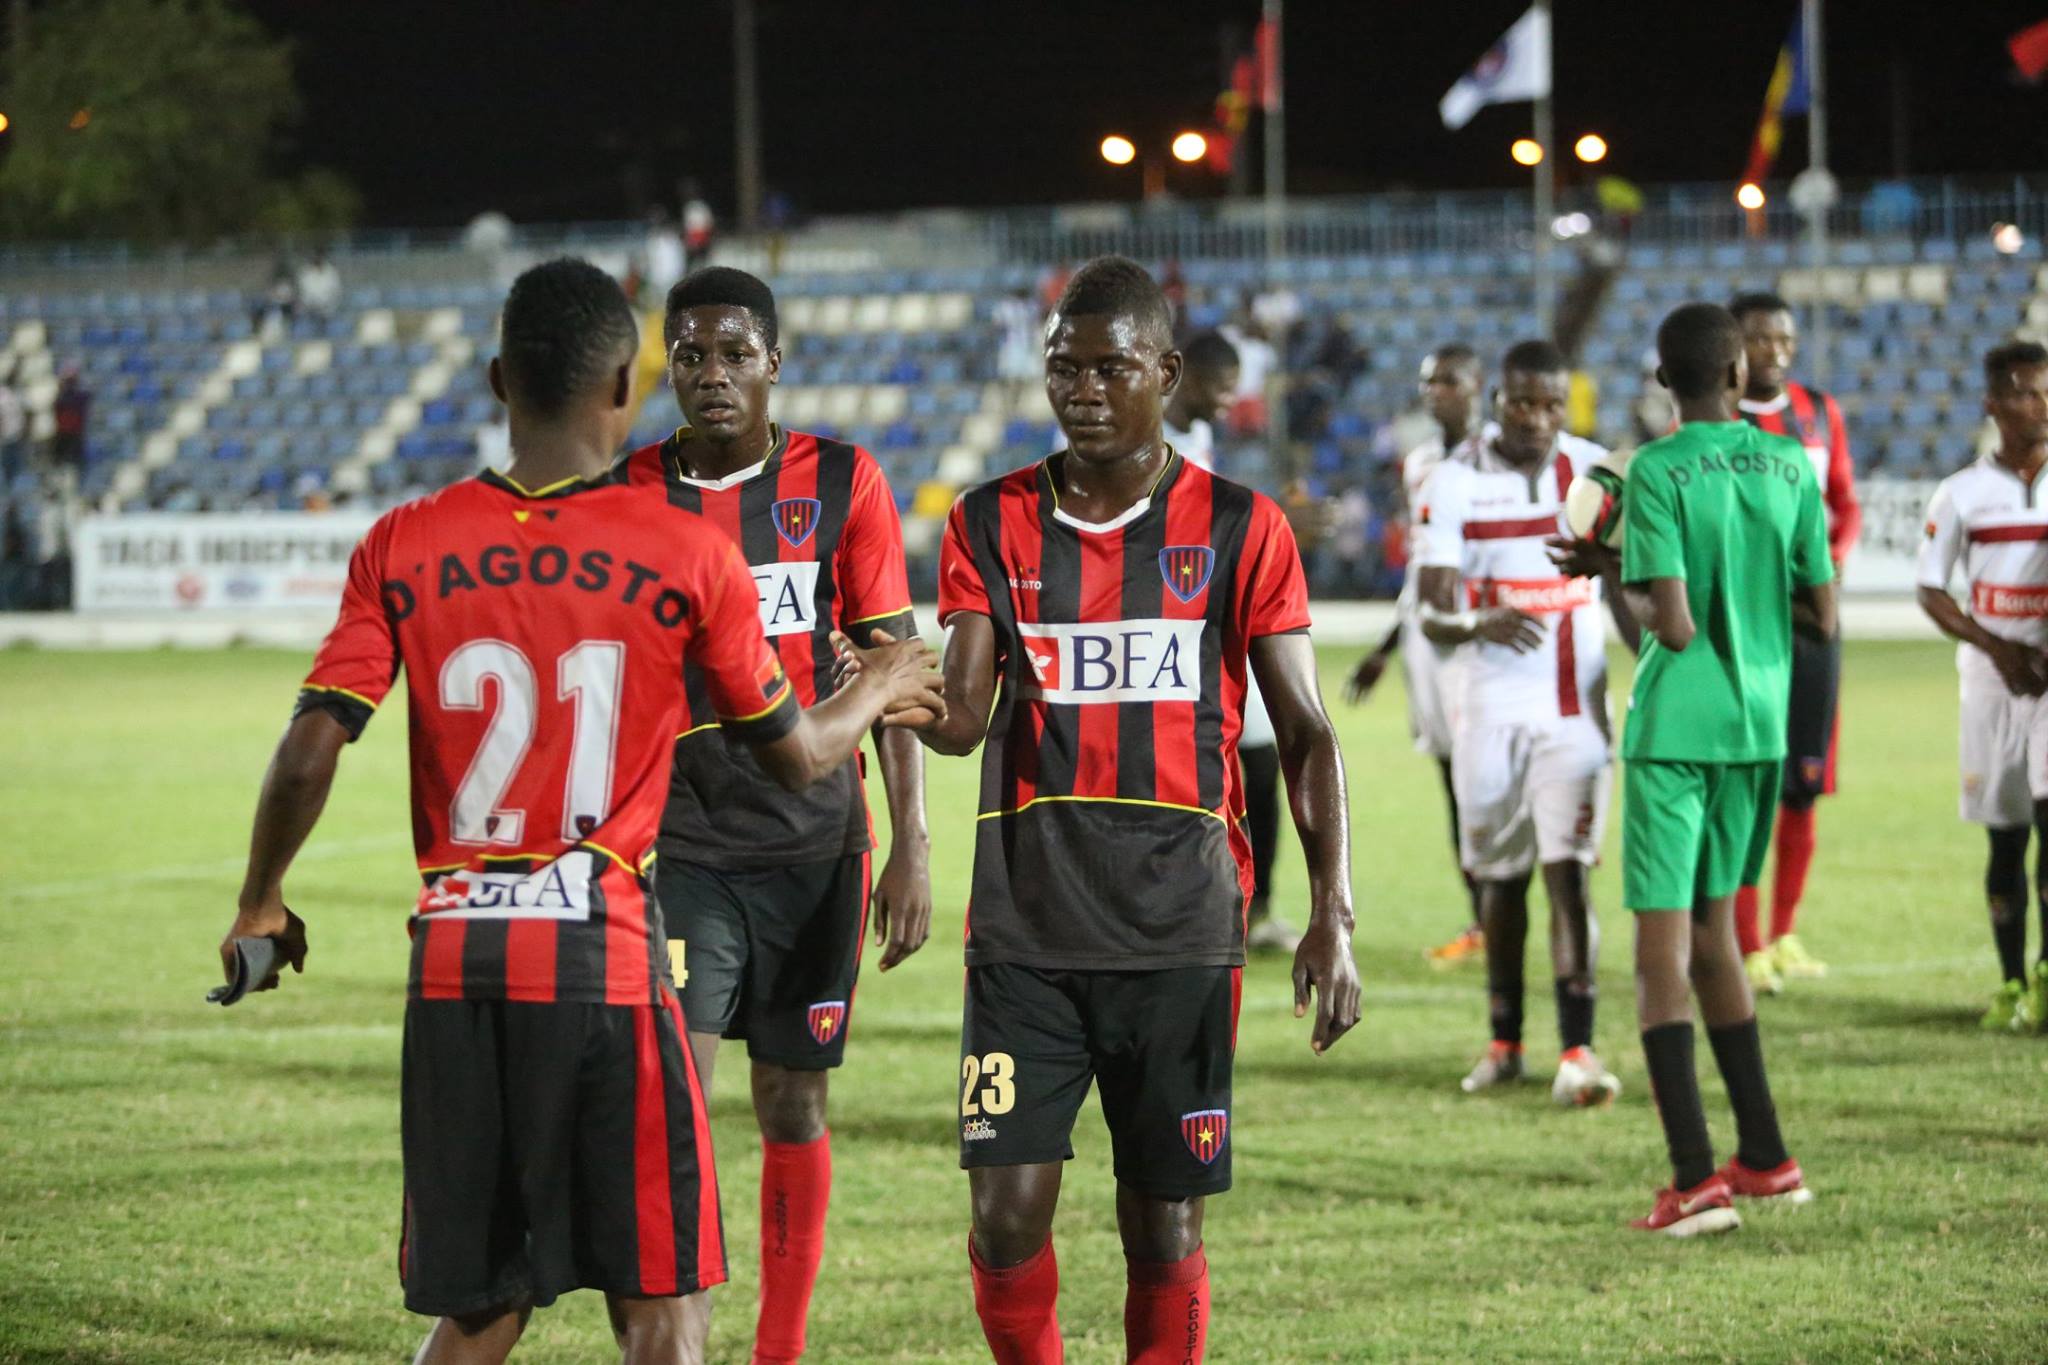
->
[440,638,625,845]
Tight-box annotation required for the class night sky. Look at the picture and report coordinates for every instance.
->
[246,0,2048,228]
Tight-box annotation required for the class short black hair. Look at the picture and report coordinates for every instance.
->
[1657,302,1745,401]
[1500,338,1568,378]
[664,266,778,349]
[1728,290,1793,323]
[1986,339,2048,393]
[1181,330,1240,375]
[1431,341,1480,370]
[1052,255,1173,348]
[498,258,639,417]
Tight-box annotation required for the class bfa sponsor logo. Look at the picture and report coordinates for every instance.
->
[772,497,821,549]
[1014,618,1202,704]
[751,560,821,637]
[1180,1108,1228,1165]
[1159,545,1215,603]
[807,999,847,1045]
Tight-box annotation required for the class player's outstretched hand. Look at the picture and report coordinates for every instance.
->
[1343,652,1387,704]
[872,840,934,972]
[1544,534,1617,581]
[1474,607,1544,653]
[217,898,308,992]
[1292,916,1362,1055]
[829,629,946,728]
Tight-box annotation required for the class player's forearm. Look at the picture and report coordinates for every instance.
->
[1794,581,1838,641]
[238,712,346,910]
[763,672,897,789]
[1418,605,1479,647]
[1372,621,1402,659]
[874,724,930,852]
[1277,722,1356,931]
[1918,585,1996,651]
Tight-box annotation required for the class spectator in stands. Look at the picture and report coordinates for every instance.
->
[50,364,90,481]
[994,288,1042,397]
[296,249,343,320]
[0,497,29,609]
[682,181,716,271]
[255,253,298,335]
[0,364,24,484]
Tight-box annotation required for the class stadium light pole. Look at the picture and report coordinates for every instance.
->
[1804,0,1831,388]
[1531,0,1555,343]
[733,0,763,231]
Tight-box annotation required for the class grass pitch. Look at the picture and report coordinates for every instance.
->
[2,640,2044,1364]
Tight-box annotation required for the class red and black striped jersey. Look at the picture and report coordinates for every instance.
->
[296,466,798,1006]
[938,452,1311,970]
[1739,381,1862,563]
[625,427,916,868]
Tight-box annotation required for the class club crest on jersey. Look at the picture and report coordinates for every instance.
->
[772,497,821,549]
[1159,546,1215,603]
[1181,1109,1228,1165]
[807,999,847,1045]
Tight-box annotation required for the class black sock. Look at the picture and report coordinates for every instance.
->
[1555,978,1595,1053]
[1640,1023,1714,1190]
[1987,827,2029,982]
[1705,1017,1789,1172]
[1484,881,1528,1045]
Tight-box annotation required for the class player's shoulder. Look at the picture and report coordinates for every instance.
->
[1790,379,1840,414]
[784,426,877,473]
[1557,432,1610,465]
[623,431,681,487]
[1933,454,1996,497]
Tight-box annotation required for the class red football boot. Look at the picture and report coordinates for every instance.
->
[1630,1174,1741,1237]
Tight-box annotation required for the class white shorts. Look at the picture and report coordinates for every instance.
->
[1452,713,1612,879]
[1400,610,1456,759]
[1958,679,2048,826]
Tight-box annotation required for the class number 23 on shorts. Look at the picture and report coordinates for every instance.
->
[960,1052,1016,1116]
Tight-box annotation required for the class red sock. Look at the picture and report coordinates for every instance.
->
[751,1133,831,1365]
[1772,806,1817,940]
[971,1237,1063,1365]
[1735,884,1764,956]
[1123,1246,1209,1365]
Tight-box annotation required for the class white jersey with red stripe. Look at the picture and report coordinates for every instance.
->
[1414,431,1610,727]
[1918,456,2048,686]
[1399,421,1498,610]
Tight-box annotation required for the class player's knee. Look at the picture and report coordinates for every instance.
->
[751,1062,828,1143]
[605,1295,688,1357]
[1117,1190,1204,1263]
[971,1177,1056,1265]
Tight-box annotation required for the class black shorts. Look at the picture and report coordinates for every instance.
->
[398,993,725,1317]
[1783,631,1842,805]
[958,963,1241,1201]
[657,853,870,1069]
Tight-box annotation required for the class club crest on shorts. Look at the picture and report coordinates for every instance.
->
[1159,545,1215,603]
[1800,757,1826,788]
[1180,1109,1228,1165]
[772,497,821,549]
[806,999,846,1045]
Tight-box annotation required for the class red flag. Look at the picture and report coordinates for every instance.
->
[2012,19,2048,83]
[1254,17,1280,113]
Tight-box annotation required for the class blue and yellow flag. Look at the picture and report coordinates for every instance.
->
[1742,11,1811,187]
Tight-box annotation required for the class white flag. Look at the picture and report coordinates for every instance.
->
[1439,6,1552,131]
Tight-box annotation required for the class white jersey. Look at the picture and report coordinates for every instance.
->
[1414,431,1610,728]
[1399,421,1499,609]
[1918,455,2048,690]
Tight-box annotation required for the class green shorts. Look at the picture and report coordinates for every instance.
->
[1621,759,1781,914]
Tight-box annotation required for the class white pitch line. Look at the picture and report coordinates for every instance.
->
[18,834,409,900]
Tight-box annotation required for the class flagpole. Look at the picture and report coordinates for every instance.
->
[1533,0,1555,341]
[1803,0,1830,390]
[1263,0,1286,262]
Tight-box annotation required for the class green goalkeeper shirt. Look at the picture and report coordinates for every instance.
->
[1620,420,1835,764]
